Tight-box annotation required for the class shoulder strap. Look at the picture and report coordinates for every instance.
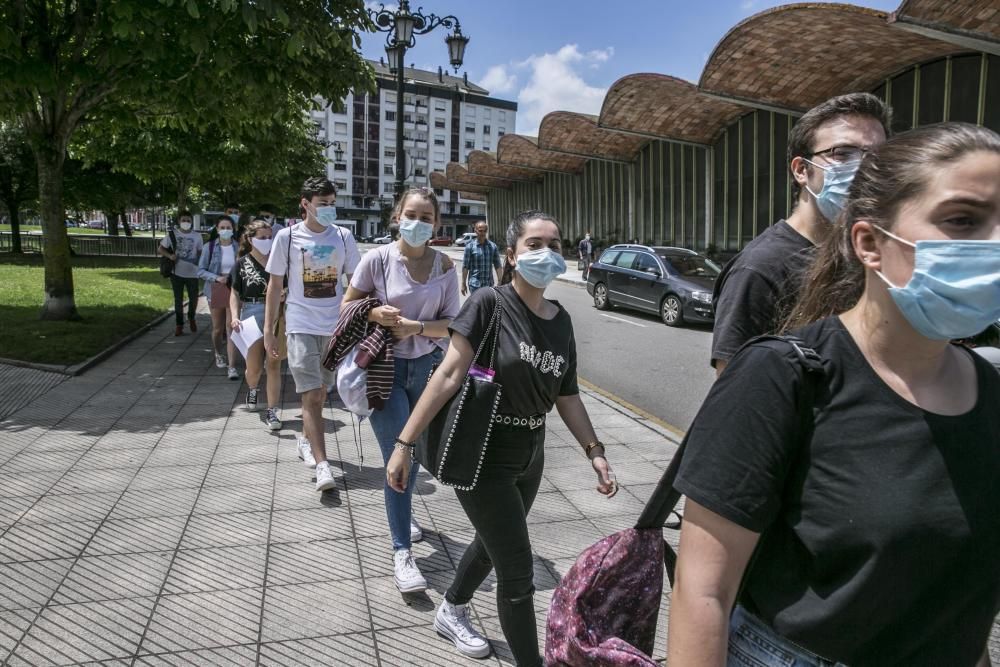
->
[471,288,503,369]
[635,334,825,581]
[379,245,391,306]
[169,229,177,249]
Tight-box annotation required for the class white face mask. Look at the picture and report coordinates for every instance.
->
[251,238,273,255]
[179,221,192,231]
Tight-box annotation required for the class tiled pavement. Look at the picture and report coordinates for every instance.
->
[0,311,679,666]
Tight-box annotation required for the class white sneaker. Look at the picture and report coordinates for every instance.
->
[393,549,427,593]
[227,367,239,381]
[434,599,491,658]
[314,461,336,492]
[214,353,226,368]
[297,437,316,467]
[410,518,423,543]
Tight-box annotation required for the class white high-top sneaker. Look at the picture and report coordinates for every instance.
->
[434,599,491,658]
[393,549,427,593]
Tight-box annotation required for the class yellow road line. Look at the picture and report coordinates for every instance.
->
[578,376,687,439]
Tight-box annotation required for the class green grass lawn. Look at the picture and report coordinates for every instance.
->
[0,224,158,237]
[0,255,179,366]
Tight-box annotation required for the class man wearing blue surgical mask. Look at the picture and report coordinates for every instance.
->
[711,93,890,376]
[263,176,361,493]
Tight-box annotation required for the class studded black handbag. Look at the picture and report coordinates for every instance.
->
[417,288,503,490]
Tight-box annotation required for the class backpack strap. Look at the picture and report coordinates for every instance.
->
[634,334,825,583]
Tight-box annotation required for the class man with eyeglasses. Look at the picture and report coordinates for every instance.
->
[711,93,891,376]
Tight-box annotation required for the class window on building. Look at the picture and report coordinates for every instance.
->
[466,106,476,118]
[384,165,394,175]
[333,162,347,172]
[334,179,347,191]
[483,108,491,119]
[385,111,396,121]
[483,125,491,135]
[434,134,446,146]
[386,92,396,103]
[465,124,475,133]
[384,128,396,140]
[384,182,395,193]
[434,151,445,162]
[435,99,447,111]
[334,122,348,135]
[460,205,470,215]
[465,140,475,149]
[483,145,491,152]
[499,110,506,121]
[498,128,505,137]
[434,188,444,197]
[435,119,446,128]
[384,148,395,158]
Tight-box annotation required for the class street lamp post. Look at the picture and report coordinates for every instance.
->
[369,1,469,202]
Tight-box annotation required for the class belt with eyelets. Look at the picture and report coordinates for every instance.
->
[241,297,266,304]
[493,414,546,430]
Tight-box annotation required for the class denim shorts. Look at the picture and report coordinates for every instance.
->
[240,302,266,331]
[728,606,844,667]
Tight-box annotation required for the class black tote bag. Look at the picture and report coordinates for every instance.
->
[417,288,503,490]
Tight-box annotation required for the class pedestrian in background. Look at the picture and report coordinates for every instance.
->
[342,187,460,594]
[577,232,593,280]
[158,210,203,336]
[711,93,890,376]
[258,203,283,235]
[669,123,1000,666]
[229,218,283,431]
[264,177,361,492]
[461,220,502,295]
[386,210,617,666]
[198,215,239,379]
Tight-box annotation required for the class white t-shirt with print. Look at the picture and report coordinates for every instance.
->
[160,229,204,279]
[266,223,361,336]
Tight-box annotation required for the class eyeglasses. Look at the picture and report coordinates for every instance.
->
[806,145,871,163]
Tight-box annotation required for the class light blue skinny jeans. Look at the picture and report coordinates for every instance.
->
[368,348,443,551]
[728,606,845,667]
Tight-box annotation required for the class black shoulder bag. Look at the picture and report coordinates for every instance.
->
[416,288,503,491]
[160,229,178,278]
[635,334,825,584]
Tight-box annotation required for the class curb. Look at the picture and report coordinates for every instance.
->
[1,305,181,377]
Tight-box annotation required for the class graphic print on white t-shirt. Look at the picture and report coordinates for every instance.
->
[300,242,339,299]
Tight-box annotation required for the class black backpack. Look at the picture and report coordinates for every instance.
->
[159,229,178,278]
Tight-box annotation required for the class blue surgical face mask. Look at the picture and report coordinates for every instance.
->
[804,159,861,222]
[399,218,435,247]
[314,205,337,227]
[515,248,567,289]
[218,229,234,241]
[872,225,1000,340]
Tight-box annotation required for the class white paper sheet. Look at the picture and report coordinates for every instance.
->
[231,316,263,360]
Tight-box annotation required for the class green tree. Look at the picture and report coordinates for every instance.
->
[0,1,373,319]
[63,159,162,236]
[0,121,38,253]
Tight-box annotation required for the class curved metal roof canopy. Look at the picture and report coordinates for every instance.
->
[467,151,544,182]
[537,112,649,162]
[890,0,1000,55]
[598,73,748,145]
[700,3,962,114]
[497,135,588,174]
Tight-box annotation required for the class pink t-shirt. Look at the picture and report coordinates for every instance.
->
[349,245,461,359]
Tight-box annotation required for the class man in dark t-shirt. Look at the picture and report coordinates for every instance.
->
[711,93,891,375]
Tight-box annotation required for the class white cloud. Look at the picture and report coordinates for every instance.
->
[513,44,613,137]
[740,0,759,10]
[479,65,518,95]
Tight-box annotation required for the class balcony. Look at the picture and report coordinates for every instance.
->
[403,121,416,131]
[414,138,428,149]
[414,157,428,167]
[403,103,416,114]
[403,138,415,149]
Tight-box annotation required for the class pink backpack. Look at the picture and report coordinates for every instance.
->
[544,335,824,666]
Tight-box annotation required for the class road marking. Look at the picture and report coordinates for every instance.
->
[578,377,687,440]
[600,313,646,328]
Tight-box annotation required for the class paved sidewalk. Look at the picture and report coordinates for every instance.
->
[0,309,679,666]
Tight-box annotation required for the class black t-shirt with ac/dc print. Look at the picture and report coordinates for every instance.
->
[676,316,1000,666]
[449,284,579,417]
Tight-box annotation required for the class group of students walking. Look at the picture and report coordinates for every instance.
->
[156,98,1000,665]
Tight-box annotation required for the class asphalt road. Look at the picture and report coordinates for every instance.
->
[359,244,717,432]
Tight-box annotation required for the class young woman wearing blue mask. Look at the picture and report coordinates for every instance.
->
[198,215,239,379]
[669,123,1000,667]
[342,187,461,596]
[385,210,617,666]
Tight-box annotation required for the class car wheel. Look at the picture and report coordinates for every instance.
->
[593,283,611,311]
[661,294,683,326]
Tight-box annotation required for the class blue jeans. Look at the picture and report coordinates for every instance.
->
[368,348,443,551]
[728,606,844,667]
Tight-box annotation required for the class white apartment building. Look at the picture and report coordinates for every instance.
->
[311,60,517,240]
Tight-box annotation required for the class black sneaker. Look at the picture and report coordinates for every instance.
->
[245,388,259,411]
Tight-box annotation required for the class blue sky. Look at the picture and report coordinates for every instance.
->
[360,0,901,135]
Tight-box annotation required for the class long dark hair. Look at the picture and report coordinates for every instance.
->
[500,209,563,285]
[784,122,1000,330]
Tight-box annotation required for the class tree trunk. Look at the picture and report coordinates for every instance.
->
[35,149,79,321]
[119,210,132,237]
[9,205,22,254]
[106,212,120,236]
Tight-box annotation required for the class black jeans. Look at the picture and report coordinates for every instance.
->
[446,424,545,667]
[170,275,199,325]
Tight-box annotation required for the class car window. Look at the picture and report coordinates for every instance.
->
[613,251,638,269]
[660,254,721,277]
[633,253,660,273]
[598,250,619,265]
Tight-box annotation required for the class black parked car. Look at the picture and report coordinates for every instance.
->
[586,244,719,326]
